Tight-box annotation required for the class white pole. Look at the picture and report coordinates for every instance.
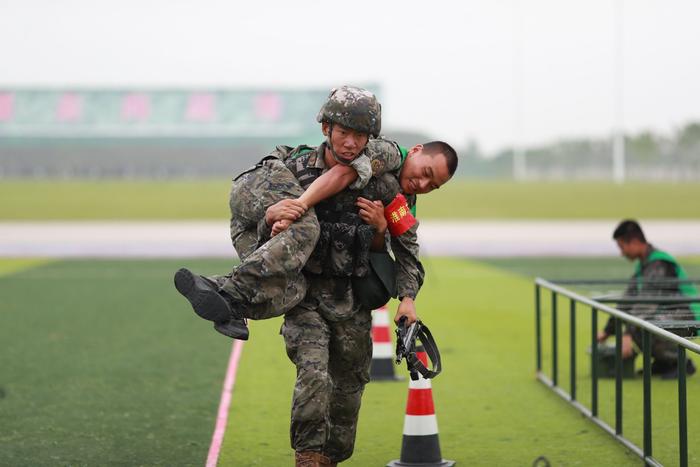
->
[513,0,526,181]
[613,0,625,183]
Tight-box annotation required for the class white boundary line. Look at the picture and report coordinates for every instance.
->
[3,220,700,257]
[206,339,245,467]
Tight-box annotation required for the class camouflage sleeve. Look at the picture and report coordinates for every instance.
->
[390,221,424,300]
[229,154,307,259]
[358,172,424,299]
[256,217,272,245]
[348,154,372,190]
[365,138,404,177]
[371,172,424,299]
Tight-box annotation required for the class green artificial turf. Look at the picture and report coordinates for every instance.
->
[1,257,697,466]
[220,257,699,466]
[479,256,700,465]
[0,258,235,466]
[2,180,700,220]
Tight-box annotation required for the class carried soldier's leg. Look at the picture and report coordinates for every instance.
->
[225,158,320,319]
[324,310,372,463]
[174,159,319,338]
[282,306,334,459]
[173,268,250,339]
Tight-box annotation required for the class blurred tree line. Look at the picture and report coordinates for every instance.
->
[451,122,700,180]
[1,122,699,180]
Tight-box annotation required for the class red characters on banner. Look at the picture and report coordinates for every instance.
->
[384,193,416,237]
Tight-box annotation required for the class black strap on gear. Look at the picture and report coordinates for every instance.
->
[395,317,442,380]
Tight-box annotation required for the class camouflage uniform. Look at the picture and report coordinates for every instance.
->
[280,143,423,462]
[213,137,422,319]
[211,135,423,462]
[604,245,695,365]
[208,85,382,322]
[364,138,424,300]
[212,150,319,320]
[182,86,423,462]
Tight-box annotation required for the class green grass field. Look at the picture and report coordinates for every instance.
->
[2,257,698,466]
[1,180,700,219]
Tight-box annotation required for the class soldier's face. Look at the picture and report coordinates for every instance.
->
[323,122,369,163]
[616,238,643,261]
[399,146,452,195]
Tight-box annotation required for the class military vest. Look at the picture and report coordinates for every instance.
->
[285,145,374,279]
[635,249,700,321]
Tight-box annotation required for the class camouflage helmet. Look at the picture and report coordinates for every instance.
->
[316,85,381,137]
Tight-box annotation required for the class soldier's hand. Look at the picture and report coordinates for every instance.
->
[271,219,293,236]
[265,199,307,226]
[356,197,387,232]
[394,297,418,325]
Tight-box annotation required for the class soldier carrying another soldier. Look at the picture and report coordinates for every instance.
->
[174,85,458,465]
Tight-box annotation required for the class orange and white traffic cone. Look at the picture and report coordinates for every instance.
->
[387,346,455,467]
[370,305,400,381]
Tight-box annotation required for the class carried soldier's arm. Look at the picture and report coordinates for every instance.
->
[271,154,373,236]
[309,138,401,240]
[298,155,372,206]
[273,137,402,236]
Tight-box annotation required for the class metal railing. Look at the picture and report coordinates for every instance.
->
[534,278,700,467]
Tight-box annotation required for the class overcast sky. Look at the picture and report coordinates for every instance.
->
[1,0,699,152]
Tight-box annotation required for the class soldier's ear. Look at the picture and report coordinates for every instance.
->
[321,121,330,136]
[408,144,423,157]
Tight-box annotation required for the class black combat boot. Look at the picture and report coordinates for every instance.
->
[174,268,249,340]
[659,359,696,380]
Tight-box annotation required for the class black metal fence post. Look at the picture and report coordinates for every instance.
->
[614,318,623,436]
[570,299,576,401]
[642,330,652,460]
[591,308,598,417]
[534,278,700,467]
[536,284,541,372]
[552,292,558,387]
[678,346,688,467]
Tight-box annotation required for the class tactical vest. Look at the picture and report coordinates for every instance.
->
[635,249,700,321]
[285,146,374,280]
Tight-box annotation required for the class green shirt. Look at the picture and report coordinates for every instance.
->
[635,249,700,321]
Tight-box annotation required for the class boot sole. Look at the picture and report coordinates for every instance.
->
[174,268,231,323]
[214,321,250,341]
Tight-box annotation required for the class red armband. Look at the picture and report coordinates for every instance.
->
[384,193,417,237]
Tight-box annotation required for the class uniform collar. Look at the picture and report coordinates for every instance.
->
[305,142,328,171]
